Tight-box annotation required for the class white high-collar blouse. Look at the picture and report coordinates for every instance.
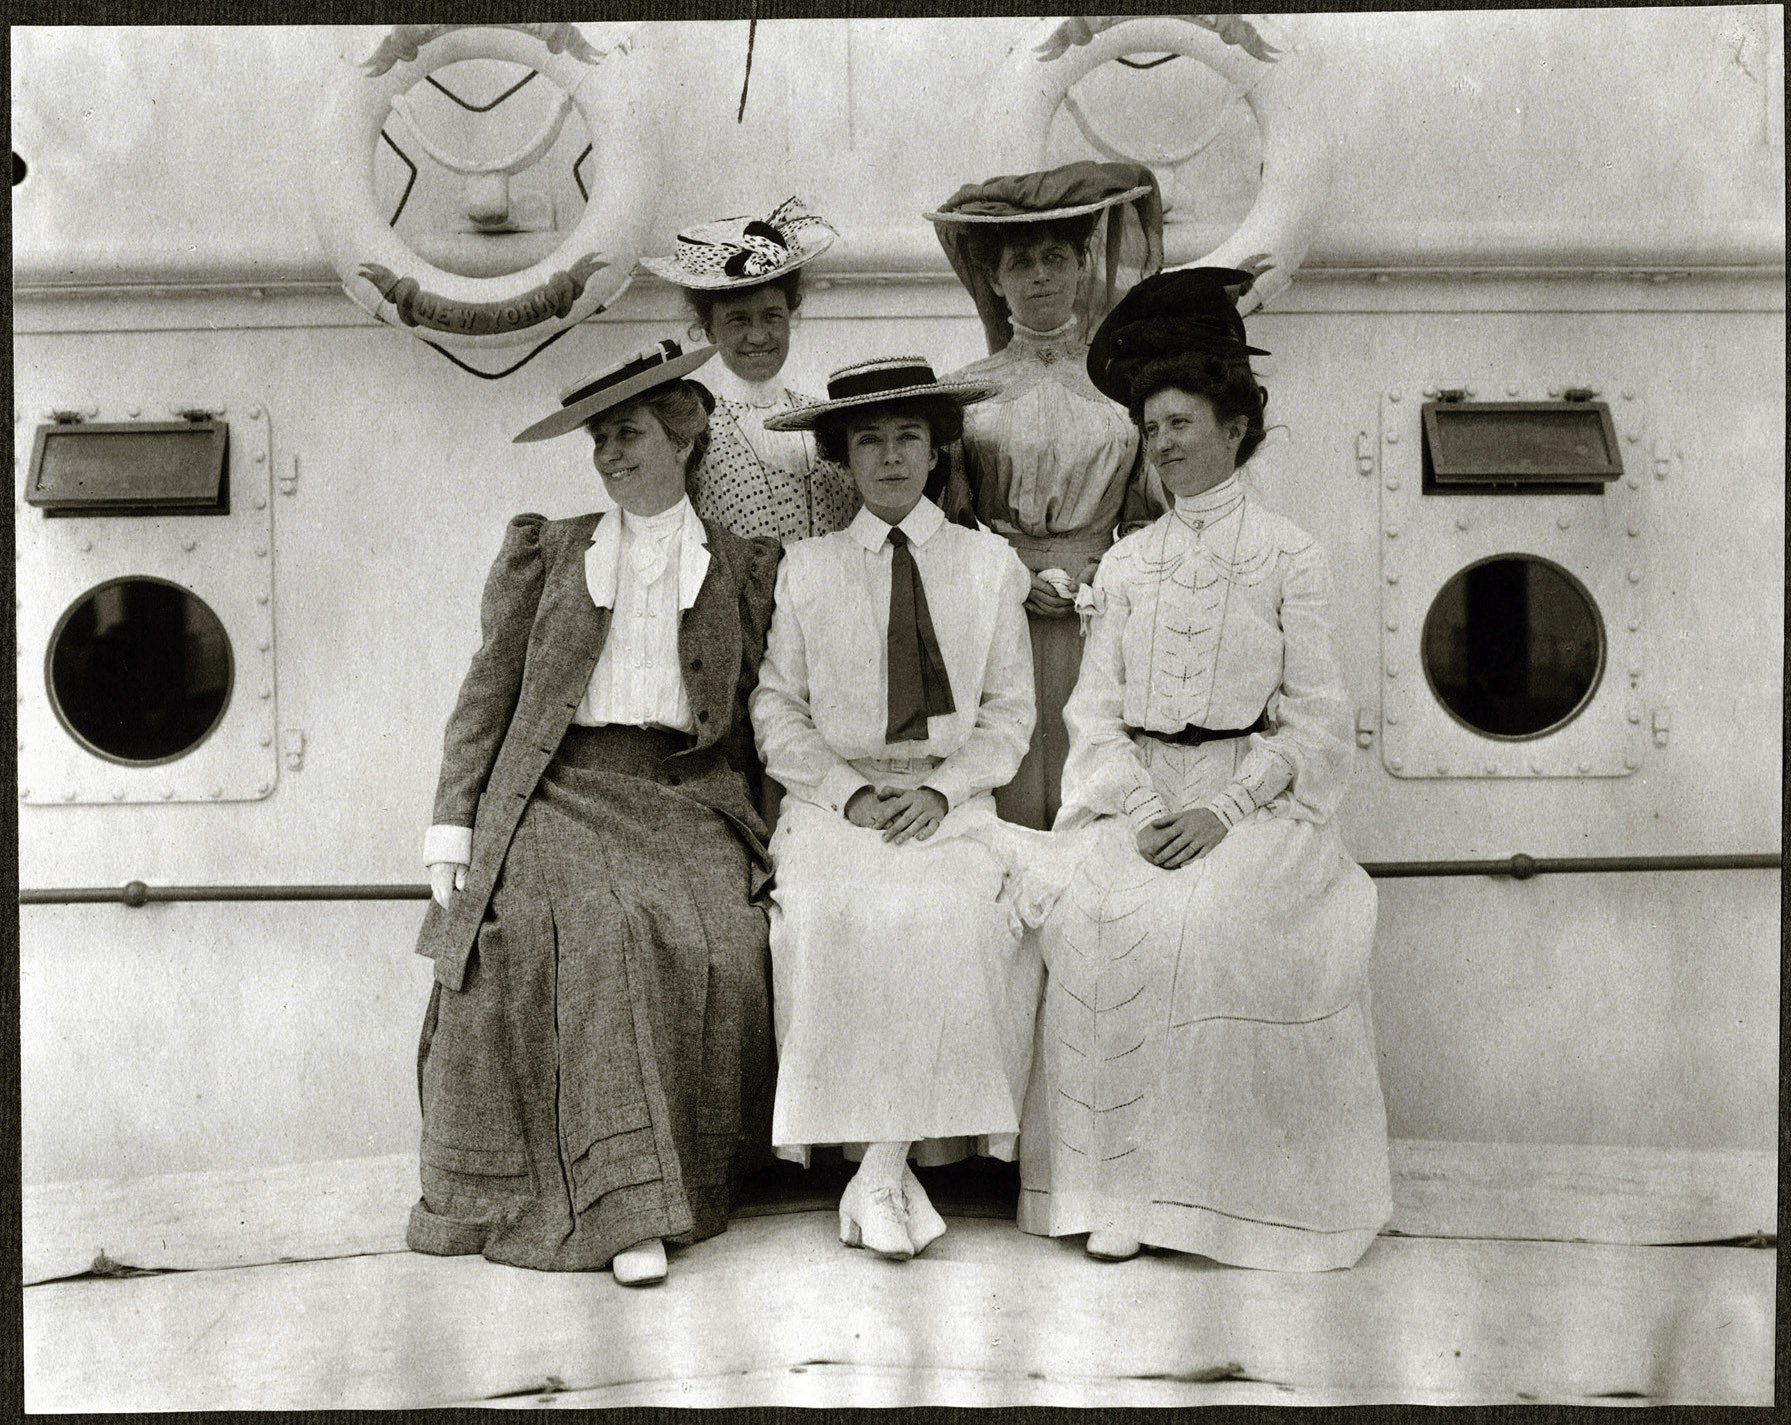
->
[1058,473,1353,834]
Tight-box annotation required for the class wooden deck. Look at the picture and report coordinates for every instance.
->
[22,1141,1775,1409]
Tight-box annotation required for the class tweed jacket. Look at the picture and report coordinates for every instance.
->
[415,508,781,991]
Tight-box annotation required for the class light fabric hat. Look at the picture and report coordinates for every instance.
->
[762,357,997,432]
[639,197,838,291]
[513,339,716,444]
[923,160,1165,355]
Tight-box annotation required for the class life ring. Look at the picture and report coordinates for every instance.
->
[979,16,1332,314]
[310,24,658,350]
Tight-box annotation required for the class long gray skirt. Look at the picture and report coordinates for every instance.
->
[407,726,772,1271]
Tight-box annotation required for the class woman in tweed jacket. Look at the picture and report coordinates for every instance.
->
[409,341,780,1286]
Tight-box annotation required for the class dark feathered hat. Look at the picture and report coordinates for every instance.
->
[1086,267,1269,403]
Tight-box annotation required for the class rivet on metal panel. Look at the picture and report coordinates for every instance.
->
[1621,390,1635,401]
[260,733,273,747]
[1388,391,1402,403]
[1385,477,1400,491]
[1436,763,1450,776]
[1505,386,1519,397]
[79,539,93,553]
[1529,760,1544,775]
[1627,618,1640,632]
[258,640,272,653]
[1385,663,1399,679]
[161,787,174,800]
[1651,709,1671,747]
[1385,710,1399,725]
[255,546,268,558]
[1384,525,1399,539]
[254,451,267,464]
[1623,755,1639,771]
[1626,432,1640,444]
[1454,517,1469,532]
[1354,431,1376,475]
[1484,763,1499,776]
[258,782,272,796]
[111,788,125,801]
[1628,663,1643,679]
[86,404,99,417]
[1384,430,1399,444]
[249,405,263,419]
[61,789,75,801]
[182,539,197,553]
[1627,478,1640,490]
[1628,707,1642,724]
[1385,571,1399,585]
[1556,515,1572,531]
[208,787,223,799]
[1354,709,1375,748]
[127,405,141,417]
[257,591,270,605]
[254,496,267,510]
[1547,388,1560,398]
[1576,761,1592,774]
[1385,618,1399,632]
[1421,388,1437,399]
[259,684,273,700]
[1389,759,1403,772]
[1626,568,1642,584]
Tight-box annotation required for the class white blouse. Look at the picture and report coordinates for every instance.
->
[422,498,707,867]
[691,364,860,542]
[1058,474,1353,834]
[950,318,1139,546]
[750,499,1035,816]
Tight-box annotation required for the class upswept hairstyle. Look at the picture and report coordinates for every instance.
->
[1126,353,1270,469]
[683,269,806,338]
[964,213,1099,277]
[813,396,966,508]
[584,379,714,481]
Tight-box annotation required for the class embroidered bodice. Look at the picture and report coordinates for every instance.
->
[950,319,1138,545]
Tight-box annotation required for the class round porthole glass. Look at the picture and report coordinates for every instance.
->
[1421,555,1604,739]
[47,578,234,764]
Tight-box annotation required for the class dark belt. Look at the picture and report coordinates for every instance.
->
[1126,710,1269,747]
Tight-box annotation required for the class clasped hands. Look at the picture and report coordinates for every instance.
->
[1135,807,1227,870]
[845,783,948,844]
[1024,558,1100,619]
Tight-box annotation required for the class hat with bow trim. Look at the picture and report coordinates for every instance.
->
[762,356,997,431]
[640,197,838,291]
[513,339,717,443]
[1086,267,1270,404]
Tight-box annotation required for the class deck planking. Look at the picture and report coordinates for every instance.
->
[23,1214,1772,1410]
[22,1138,1775,1285]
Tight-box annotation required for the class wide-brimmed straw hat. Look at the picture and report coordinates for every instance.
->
[513,339,717,444]
[921,161,1164,356]
[639,197,837,291]
[762,357,997,432]
[1086,268,1270,404]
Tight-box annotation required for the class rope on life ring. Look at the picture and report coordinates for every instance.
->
[310,24,659,351]
[979,16,1333,313]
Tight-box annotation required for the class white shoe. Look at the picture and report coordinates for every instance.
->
[1086,1231,1141,1261]
[839,1176,914,1259]
[900,1165,947,1254]
[612,1238,667,1286]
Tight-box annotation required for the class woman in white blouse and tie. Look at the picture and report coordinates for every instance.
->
[750,357,1039,1259]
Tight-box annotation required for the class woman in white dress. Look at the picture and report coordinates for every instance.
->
[750,358,1039,1259]
[642,198,859,542]
[1018,270,1392,1270]
[924,162,1165,829]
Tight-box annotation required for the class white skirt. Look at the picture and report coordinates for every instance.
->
[766,786,1041,1164]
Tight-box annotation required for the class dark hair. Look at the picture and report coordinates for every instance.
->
[965,214,1099,276]
[814,396,965,506]
[1126,353,1269,468]
[583,380,713,482]
[683,269,805,338]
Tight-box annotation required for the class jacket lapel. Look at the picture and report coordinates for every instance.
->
[534,512,611,714]
[677,521,742,753]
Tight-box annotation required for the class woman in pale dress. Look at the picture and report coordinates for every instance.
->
[642,197,859,543]
[750,357,1038,1259]
[1018,270,1393,1270]
[924,161,1164,829]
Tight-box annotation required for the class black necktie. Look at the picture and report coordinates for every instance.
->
[885,526,956,742]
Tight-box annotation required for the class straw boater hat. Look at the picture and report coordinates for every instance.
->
[922,160,1165,355]
[1085,267,1270,405]
[639,197,838,291]
[513,339,717,444]
[762,357,997,432]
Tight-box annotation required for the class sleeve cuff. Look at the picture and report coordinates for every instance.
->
[1121,786,1170,833]
[1202,788,1253,829]
[815,763,874,816]
[922,766,969,814]
[423,823,473,867]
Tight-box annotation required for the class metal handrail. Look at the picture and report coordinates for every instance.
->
[16,853,1781,906]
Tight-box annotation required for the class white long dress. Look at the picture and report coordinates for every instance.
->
[1017,472,1392,1270]
[749,499,1040,1163]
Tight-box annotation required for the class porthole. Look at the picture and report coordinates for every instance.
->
[1420,555,1604,740]
[46,578,234,765]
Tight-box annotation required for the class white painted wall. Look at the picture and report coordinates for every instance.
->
[13,16,1784,1182]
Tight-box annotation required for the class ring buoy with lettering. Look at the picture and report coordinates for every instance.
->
[980,16,1332,314]
[311,24,658,349]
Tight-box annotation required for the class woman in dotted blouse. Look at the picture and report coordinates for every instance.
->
[643,198,859,543]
